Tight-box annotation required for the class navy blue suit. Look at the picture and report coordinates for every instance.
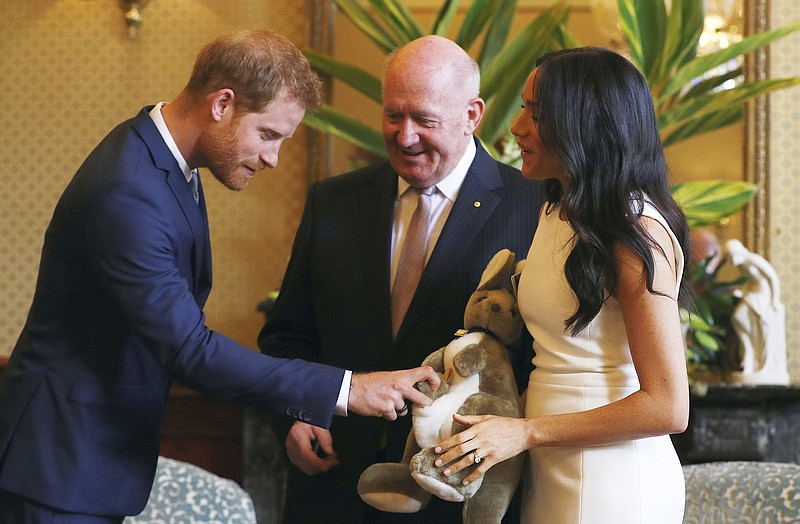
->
[259,139,541,523]
[0,107,344,517]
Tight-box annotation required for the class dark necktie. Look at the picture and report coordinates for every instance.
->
[189,170,199,204]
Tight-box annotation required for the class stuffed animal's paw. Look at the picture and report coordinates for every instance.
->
[415,374,449,401]
[358,463,432,513]
[410,447,483,502]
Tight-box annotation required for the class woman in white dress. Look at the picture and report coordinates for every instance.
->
[432,47,691,523]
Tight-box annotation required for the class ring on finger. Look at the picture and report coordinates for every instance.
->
[472,450,482,464]
[395,400,410,415]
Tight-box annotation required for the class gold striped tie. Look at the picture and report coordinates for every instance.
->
[391,186,435,337]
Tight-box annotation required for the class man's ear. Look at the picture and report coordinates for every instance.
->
[209,88,236,122]
[465,97,485,134]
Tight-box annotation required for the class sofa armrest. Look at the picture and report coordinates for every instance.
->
[124,456,256,524]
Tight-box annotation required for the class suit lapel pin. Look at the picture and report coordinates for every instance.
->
[473,201,481,208]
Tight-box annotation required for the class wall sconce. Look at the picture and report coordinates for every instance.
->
[119,0,151,39]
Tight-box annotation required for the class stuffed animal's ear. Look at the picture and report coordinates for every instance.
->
[509,259,526,297]
[476,249,515,291]
[419,348,445,373]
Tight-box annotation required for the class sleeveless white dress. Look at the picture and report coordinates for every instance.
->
[518,201,686,524]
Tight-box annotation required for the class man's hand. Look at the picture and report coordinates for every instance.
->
[348,366,440,420]
[285,422,339,475]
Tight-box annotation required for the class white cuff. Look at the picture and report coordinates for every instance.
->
[334,370,352,416]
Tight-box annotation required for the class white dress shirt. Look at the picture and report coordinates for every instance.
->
[149,103,194,184]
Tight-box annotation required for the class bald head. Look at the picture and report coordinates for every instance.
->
[381,36,485,188]
[384,36,480,100]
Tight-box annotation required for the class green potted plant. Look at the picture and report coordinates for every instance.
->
[681,252,749,380]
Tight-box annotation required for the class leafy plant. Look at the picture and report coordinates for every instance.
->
[671,180,759,230]
[681,255,749,376]
[616,0,800,147]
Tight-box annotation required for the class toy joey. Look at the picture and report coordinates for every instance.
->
[358,249,526,524]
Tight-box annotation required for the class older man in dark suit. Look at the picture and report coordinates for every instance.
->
[259,35,542,524]
[0,29,438,523]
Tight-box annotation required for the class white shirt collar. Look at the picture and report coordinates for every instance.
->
[397,137,476,200]
[149,102,194,183]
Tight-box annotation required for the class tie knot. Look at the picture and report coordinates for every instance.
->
[417,186,436,197]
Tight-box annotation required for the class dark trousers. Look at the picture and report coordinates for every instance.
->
[0,489,124,524]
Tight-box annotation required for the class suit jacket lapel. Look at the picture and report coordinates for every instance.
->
[395,140,502,341]
[359,166,397,342]
[132,108,209,296]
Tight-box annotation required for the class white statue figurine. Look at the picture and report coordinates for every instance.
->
[725,239,790,385]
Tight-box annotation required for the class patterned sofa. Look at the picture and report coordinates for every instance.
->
[124,456,256,524]
[125,458,798,523]
[682,461,800,523]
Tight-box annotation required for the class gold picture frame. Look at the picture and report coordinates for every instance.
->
[744,0,770,257]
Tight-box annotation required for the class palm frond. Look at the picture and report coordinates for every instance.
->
[477,0,518,67]
[431,0,461,36]
[662,19,800,100]
[672,180,758,229]
[303,105,387,159]
[479,3,571,144]
[304,49,383,103]
[334,0,398,54]
[661,106,741,147]
[455,0,503,51]
[658,77,800,131]
[367,0,425,44]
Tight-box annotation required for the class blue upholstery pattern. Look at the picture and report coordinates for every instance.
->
[683,461,800,523]
[124,456,256,524]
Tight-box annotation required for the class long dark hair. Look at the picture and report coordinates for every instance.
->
[533,47,692,334]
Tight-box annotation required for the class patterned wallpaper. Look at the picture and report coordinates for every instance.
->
[0,0,311,355]
[770,0,800,382]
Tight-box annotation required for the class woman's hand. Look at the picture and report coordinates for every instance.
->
[433,413,531,486]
